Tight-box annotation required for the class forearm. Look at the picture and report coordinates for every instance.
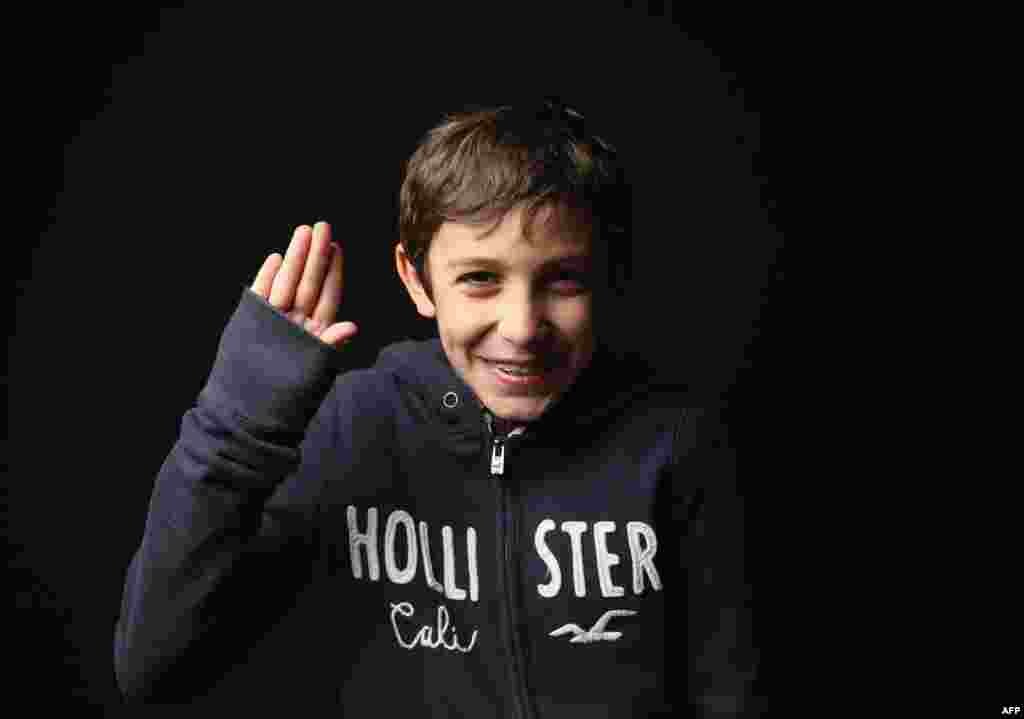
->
[114,288,344,701]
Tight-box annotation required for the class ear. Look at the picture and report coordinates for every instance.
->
[395,243,437,318]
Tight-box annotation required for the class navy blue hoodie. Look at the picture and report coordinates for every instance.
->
[114,287,757,716]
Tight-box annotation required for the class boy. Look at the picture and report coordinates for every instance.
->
[114,98,758,715]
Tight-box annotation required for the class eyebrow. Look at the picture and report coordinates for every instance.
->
[446,255,591,271]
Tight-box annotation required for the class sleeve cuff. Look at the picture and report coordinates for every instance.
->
[203,286,348,431]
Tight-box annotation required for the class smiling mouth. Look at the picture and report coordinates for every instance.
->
[486,359,543,372]
[481,358,552,378]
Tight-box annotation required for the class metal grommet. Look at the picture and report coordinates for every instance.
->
[442,391,459,409]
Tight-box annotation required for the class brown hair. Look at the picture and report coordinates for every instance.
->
[398,97,631,300]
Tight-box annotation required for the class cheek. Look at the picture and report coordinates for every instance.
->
[551,297,594,339]
[436,298,488,351]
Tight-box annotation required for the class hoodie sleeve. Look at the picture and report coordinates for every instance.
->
[670,407,761,717]
[113,287,349,702]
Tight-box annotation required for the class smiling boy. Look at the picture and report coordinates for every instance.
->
[115,98,758,715]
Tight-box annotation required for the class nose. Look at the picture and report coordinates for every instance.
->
[497,289,551,348]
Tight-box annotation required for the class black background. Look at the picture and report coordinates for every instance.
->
[10,3,792,709]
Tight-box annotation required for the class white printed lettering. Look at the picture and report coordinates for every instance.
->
[467,527,479,603]
[442,525,466,601]
[347,505,380,581]
[531,519,663,599]
[384,510,417,584]
[535,519,561,598]
[593,521,624,598]
[389,601,478,653]
[627,521,661,593]
[418,521,445,594]
[561,521,588,598]
[347,505,478,601]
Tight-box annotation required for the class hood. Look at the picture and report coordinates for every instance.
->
[374,337,687,449]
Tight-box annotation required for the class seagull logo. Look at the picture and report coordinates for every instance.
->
[548,610,638,644]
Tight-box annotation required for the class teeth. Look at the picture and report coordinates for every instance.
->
[491,362,542,375]
[499,366,538,375]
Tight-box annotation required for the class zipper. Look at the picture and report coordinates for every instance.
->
[489,414,527,476]
[485,412,535,719]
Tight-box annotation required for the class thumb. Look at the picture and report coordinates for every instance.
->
[319,321,359,349]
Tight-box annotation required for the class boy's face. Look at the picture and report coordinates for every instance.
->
[396,203,596,423]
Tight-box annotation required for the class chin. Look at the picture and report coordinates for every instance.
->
[484,395,555,423]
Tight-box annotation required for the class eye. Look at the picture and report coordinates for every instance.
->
[550,271,590,293]
[458,271,498,286]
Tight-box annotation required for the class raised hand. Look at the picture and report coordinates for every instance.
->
[251,221,358,349]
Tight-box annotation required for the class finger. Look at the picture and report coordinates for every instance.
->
[251,253,283,299]
[269,225,312,310]
[312,240,344,326]
[303,316,324,335]
[294,221,334,316]
[320,321,359,348]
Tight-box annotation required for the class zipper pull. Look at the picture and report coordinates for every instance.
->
[485,411,527,476]
[485,411,506,476]
[491,437,506,475]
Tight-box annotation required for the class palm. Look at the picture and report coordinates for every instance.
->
[250,221,358,349]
